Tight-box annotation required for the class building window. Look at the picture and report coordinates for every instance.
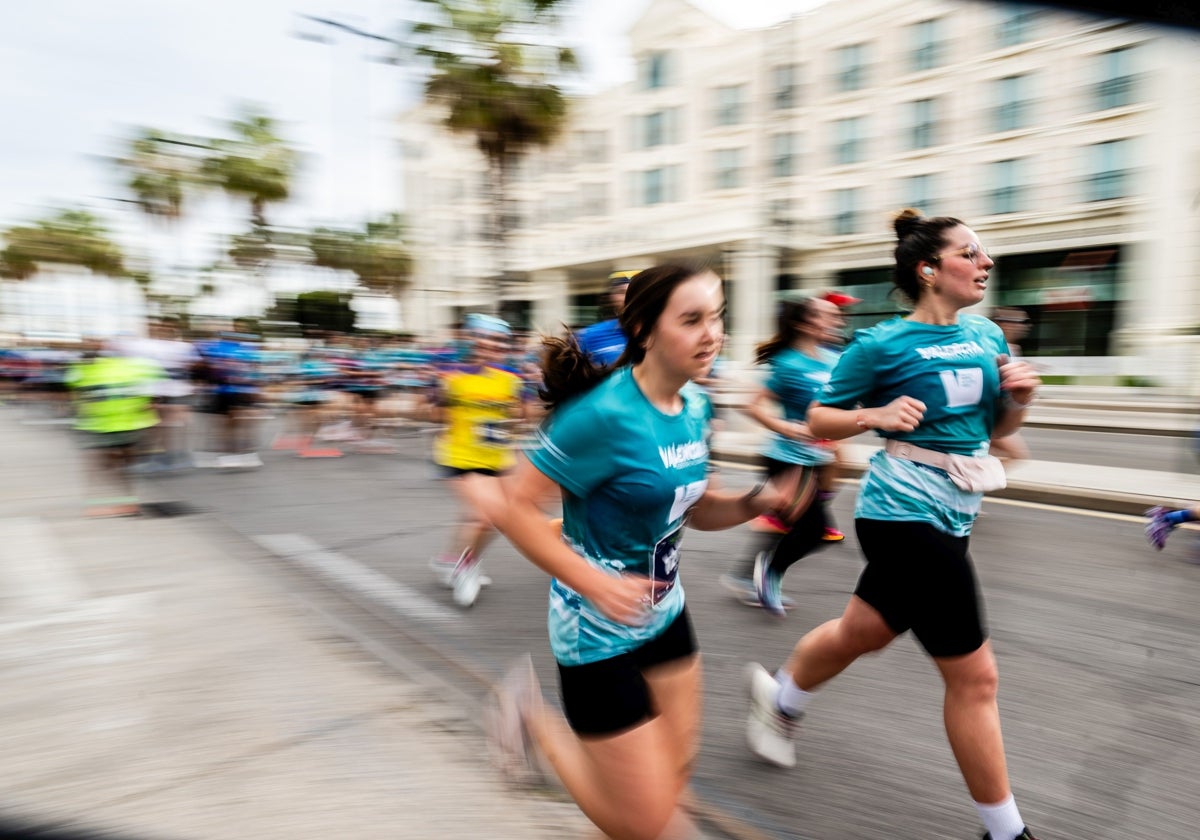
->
[996,4,1038,48]
[833,117,867,165]
[907,98,938,150]
[993,74,1032,133]
[835,43,868,92]
[1086,139,1131,201]
[712,148,745,190]
[643,111,665,147]
[580,183,608,217]
[771,133,798,178]
[576,130,609,165]
[901,173,938,214]
[633,165,682,206]
[989,158,1027,214]
[639,51,672,90]
[833,188,861,235]
[1096,47,1137,111]
[637,107,681,148]
[713,85,746,126]
[911,19,944,72]
[771,64,799,110]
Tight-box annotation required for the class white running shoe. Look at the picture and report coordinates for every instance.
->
[452,552,484,607]
[719,574,796,610]
[484,655,548,788]
[745,662,799,768]
[432,552,491,589]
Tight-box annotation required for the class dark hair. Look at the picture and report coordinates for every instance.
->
[754,297,817,365]
[539,262,714,409]
[891,208,964,304]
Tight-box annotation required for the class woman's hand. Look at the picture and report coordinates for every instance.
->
[582,571,666,626]
[997,355,1040,407]
[787,421,816,442]
[869,395,926,432]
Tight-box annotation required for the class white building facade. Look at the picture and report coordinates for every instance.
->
[398,0,1200,387]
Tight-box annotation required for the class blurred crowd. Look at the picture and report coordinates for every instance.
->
[0,318,562,515]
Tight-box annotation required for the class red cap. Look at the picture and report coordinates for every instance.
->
[821,291,862,307]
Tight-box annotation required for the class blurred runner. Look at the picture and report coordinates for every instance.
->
[113,318,200,472]
[428,313,529,607]
[719,296,842,615]
[743,210,1043,840]
[576,269,638,366]
[66,339,163,517]
[814,290,861,542]
[475,264,792,840]
[194,331,262,469]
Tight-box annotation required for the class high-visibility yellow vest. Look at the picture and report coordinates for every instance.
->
[67,355,161,434]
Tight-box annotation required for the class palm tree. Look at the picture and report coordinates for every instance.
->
[412,0,575,300]
[202,105,298,233]
[113,127,211,312]
[116,128,205,223]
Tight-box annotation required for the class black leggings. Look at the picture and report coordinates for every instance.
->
[737,458,829,578]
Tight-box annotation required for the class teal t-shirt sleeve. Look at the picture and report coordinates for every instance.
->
[817,332,876,409]
[528,399,617,498]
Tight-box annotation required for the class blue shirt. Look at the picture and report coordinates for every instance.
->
[818,315,1008,536]
[576,319,627,367]
[762,347,839,467]
[527,367,712,665]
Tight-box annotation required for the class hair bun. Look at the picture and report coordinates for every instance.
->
[892,207,924,240]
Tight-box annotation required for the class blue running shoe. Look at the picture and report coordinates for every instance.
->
[1144,506,1176,551]
[753,551,786,617]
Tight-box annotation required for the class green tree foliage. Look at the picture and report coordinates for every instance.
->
[308,213,412,295]
[295,290,356,335]
[0,209,127,280]
[202,105,298,232]
[411,0,575,292]
[115,128,206,222]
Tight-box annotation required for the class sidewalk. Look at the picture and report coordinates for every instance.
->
[711,431,1200,515]
[0,411,592,840]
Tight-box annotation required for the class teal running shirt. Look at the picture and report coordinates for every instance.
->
[818,315,1009,536]
[761,346,839,467]
[527,366,712,666]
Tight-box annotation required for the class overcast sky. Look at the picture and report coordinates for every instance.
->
[0,0,817,244]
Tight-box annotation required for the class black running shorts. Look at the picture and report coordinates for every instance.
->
[557,607,697,736]
[853,519,987,658]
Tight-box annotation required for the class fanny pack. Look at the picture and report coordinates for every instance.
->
[883,439,1007,493]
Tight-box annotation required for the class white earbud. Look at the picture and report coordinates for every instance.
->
[921,266,934,276]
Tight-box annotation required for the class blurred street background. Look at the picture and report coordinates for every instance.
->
[3,0,1200,838]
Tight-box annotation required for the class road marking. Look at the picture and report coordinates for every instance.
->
[253,533,458,624]
[981,495,1200,526]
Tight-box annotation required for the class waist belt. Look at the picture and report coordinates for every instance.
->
[883,438,1007,493]
[883,438,953,470]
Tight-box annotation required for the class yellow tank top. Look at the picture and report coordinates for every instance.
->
[433,365,524,471]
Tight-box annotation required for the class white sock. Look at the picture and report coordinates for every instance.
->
[774,669,814,717]
[975,794,1024,840]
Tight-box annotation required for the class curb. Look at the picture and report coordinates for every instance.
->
[710,445,1189,517]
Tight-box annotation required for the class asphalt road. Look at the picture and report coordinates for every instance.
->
[138,415,1200,840]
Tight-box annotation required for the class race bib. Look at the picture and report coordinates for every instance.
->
[650,525,683,605]
[476,421,510,445]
